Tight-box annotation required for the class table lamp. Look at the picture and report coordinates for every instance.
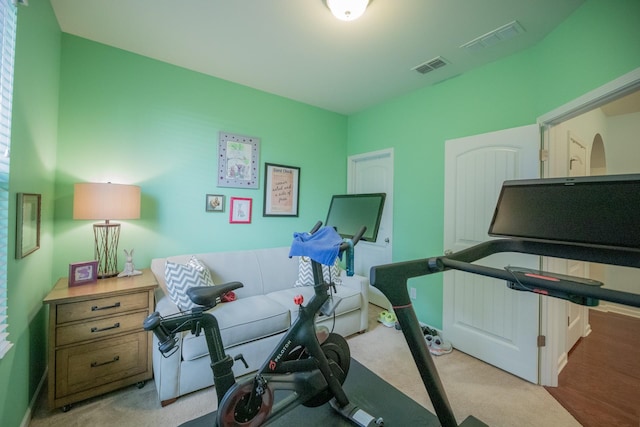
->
[73,182,141,278]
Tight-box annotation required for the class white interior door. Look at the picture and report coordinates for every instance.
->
[566,132,589,352]
[348,149,393,310]
[443,125,541,383]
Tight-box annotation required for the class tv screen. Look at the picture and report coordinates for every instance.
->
[488,174,640,251]
[325,193,386,242]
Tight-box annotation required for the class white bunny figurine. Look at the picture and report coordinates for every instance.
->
[118,249,142,277]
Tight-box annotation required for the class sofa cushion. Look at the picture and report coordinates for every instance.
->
[181,295,290,362]
[266,285,360,323]
[165,257,215,311]
[193,251,265,298]
[294,256,342,287]
[254,247,300,294]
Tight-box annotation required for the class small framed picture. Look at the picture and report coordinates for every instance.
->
[69,260,99,287]
[16,193,41,259]
[206,194,225,212]
[229,197,252,224]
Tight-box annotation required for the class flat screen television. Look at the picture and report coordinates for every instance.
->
[325,193,386,242]
[488,174,640,251]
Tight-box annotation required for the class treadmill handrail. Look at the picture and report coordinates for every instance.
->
[370,238,640,309]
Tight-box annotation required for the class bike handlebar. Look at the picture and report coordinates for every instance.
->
[310,221,322,234]
[343,226,366,249]
[309,222,366,251]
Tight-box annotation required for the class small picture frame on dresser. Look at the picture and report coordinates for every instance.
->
[69,260,99,287]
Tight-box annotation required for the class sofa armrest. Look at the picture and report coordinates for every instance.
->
[150,291,185,404]
[340,272,368,296]
[154,288,179,315]
[340,272,370,332]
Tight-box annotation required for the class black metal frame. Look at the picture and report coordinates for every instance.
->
[371,238,640,427]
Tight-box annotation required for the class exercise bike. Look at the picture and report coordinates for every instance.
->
[143,223,384,427]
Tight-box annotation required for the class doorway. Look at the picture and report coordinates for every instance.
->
[538,67,640,386]
[348,149,394,310]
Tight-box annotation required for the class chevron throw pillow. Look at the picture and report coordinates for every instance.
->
[165,257,215,311]
[294,256,342,287]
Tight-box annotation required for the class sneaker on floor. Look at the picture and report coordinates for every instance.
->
[421,325,438,337]
[428,335,453,356]
[377,310,397,328]
[425,334,434,346]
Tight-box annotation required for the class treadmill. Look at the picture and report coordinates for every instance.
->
[370,173,640,427]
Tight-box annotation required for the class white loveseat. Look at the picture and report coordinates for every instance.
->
[149,246,369,406]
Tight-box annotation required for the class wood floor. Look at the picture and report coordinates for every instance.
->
[544,309,640,427]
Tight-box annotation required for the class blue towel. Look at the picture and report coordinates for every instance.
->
[289,226,342,266]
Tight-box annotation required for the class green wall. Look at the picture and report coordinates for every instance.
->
[347,0,640,328]
[0,1,60,427]
[2,0,640,425]
[52,35,348,279]
[3,1,350,425]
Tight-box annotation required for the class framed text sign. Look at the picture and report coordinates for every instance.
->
[263,163,300,217]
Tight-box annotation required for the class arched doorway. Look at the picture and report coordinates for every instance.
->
[590,133,606,175]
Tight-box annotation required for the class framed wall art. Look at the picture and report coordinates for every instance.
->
[217,132,260,188]
[263,163,300,217]
[229,197,252,223]
[16,193,41,259]
[68,260,99,287]
[206,194,225,212]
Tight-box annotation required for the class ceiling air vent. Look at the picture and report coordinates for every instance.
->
[461,20,525,52]
[412,56,448,75]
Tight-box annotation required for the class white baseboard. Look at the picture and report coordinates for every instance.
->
[557,351,569,375]
[20,367,47,427]
[592,303,640,319]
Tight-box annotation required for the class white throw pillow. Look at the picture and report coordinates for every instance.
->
[165,256,215,311]
[294,256,342,287]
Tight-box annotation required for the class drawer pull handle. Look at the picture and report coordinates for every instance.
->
[91,322,120,333]
[91,356,120,367]
[91,302,121,311]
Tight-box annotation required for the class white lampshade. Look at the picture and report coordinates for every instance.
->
[326,0,369,21]
[73,182,141,278]
[74,183,141,221]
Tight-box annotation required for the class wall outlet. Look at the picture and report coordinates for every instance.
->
[410,287,417,299]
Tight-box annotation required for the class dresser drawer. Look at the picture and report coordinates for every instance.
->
[56,291,149,324]
[55,331,149,398]
[56,311,149,347]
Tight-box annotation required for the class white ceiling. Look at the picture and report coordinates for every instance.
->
[50,0,585,115]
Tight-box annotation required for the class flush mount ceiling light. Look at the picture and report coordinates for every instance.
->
[326,0,370,21]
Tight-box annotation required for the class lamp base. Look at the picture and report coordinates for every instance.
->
[93,222,121,279]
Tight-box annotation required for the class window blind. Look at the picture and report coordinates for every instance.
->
[0,0,16,359]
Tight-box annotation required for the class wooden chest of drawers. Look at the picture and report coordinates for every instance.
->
[43,269,157,411]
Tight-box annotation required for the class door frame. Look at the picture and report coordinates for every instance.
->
[537,67,640,386]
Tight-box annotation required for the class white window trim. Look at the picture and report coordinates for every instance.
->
[0,0,17,359]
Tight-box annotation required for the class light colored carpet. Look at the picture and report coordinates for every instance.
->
[29,305,580,427]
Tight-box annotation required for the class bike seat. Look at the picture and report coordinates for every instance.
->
[187,281,243,307]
